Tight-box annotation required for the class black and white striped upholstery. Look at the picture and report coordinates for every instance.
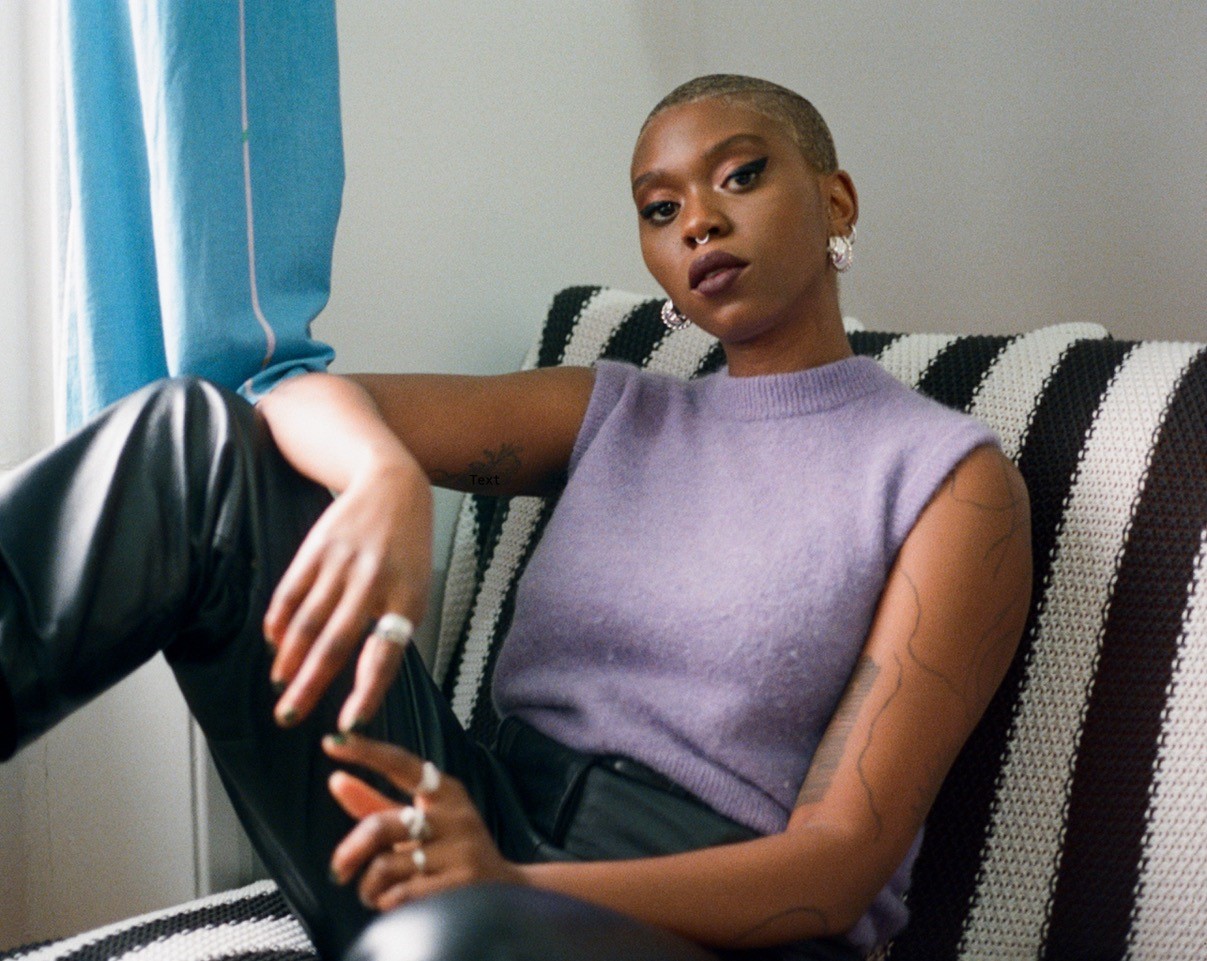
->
[436,286,1207,961]
[7,286,1205,961]
[0,882,312,961]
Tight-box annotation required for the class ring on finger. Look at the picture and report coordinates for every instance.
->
[398,805,432,842]
[415,760,442,796]
[371,613,414,649]
[411,846,428,875]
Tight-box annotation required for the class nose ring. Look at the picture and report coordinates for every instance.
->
[695,233,711,245]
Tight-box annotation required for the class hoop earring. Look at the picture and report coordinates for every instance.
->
[827,225,856,272]
[661,300,691,331]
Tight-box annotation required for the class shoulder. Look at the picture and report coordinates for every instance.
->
[584,359,697,420]
[902,443,1031,582]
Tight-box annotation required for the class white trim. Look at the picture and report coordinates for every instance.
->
[237,0,275,392]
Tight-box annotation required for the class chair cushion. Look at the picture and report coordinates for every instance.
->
[0,881,315,961]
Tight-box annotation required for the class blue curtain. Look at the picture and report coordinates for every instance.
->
[55,0,341,431]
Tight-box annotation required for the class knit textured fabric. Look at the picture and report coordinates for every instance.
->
[489,354,995,953]
[493,355,996,836]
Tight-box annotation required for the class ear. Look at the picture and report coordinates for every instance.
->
[825,170,858,235]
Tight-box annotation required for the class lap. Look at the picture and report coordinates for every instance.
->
[346,883,861,961]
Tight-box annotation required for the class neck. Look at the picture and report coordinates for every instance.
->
[721,285,853,377]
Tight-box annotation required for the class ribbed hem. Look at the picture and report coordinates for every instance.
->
[694,355,890,420]
[629,746,790,836]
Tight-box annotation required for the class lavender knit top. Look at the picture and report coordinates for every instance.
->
[492,355,998,951]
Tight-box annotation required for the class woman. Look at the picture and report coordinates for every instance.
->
[0,76,1030,960]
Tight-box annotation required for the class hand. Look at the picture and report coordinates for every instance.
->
[323,734,526,911]
[263,460,432,730]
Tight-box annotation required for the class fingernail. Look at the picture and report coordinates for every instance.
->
[264,635,277,651]
[350,717,370,735]
[271,679,286,696]
[326,732,348,747]
[329,866,343,885]
[277,706,298,727]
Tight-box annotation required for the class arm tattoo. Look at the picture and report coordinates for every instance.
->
[733,905,831,946]
[796,657,880,807]
[430,442,523,491]
[944,454,1029,577]
[853,653,902,841]
[905,457,1030,720]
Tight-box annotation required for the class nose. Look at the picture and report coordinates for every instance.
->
[679,190,728,247]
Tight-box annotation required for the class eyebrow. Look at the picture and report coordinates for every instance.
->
[631,133,769,196]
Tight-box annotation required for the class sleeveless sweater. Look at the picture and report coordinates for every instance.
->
[491,355,999,951]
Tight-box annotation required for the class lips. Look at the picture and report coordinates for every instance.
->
[689,250,749,295]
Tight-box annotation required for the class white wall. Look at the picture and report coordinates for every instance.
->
[1,5,196,949]
[4,0,1203,947]
[321,0,1204,565]
[0,2,32,945]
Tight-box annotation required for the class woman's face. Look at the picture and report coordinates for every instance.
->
[631,98,855,352]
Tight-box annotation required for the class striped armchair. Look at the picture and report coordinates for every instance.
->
[6,287,1205,961]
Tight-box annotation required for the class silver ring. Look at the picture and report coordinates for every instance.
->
[398,805,431,842]
[372,612,414,649]
[411,846,427,875]
[415,760,442,796]
[694,233,710,245]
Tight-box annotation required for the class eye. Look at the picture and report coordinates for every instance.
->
[724,156,768,190]
[639,200,679,224]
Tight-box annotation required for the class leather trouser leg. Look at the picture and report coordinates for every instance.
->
[346,884,863,961]
[0,377,539,960]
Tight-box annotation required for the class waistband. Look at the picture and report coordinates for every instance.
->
[494,715,757,859]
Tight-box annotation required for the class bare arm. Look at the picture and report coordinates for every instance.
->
[347,367,596,497]
[323,444,1031,947]
[254,367,594,729]
[517,445,1031,945]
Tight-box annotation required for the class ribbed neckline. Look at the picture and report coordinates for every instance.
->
[694,355,891,420]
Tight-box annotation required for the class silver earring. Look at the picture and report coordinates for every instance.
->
[827,225,856,272]
[661,300,691,331]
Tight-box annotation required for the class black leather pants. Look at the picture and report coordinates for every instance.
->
[0,378,858,961]
[0,378,540,958]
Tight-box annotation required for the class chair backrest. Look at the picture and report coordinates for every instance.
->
[433,285,1207,961]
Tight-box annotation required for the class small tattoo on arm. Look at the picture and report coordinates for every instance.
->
[733,905,831,946]
[796,657,880,807]
[431,442,523,491]
[903,456,1031,721]
[853,653,902,841]
[944,455,1028,577]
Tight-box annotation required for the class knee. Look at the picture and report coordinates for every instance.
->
[140,375,250,427]
[123,376,257,459]
[344,883,716,961]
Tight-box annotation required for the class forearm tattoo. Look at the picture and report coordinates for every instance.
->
[796,657,880,808]
[795,455,1029,820]
[430,442,523,491]
[733,905,831,947]
[744,457,1030,946]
